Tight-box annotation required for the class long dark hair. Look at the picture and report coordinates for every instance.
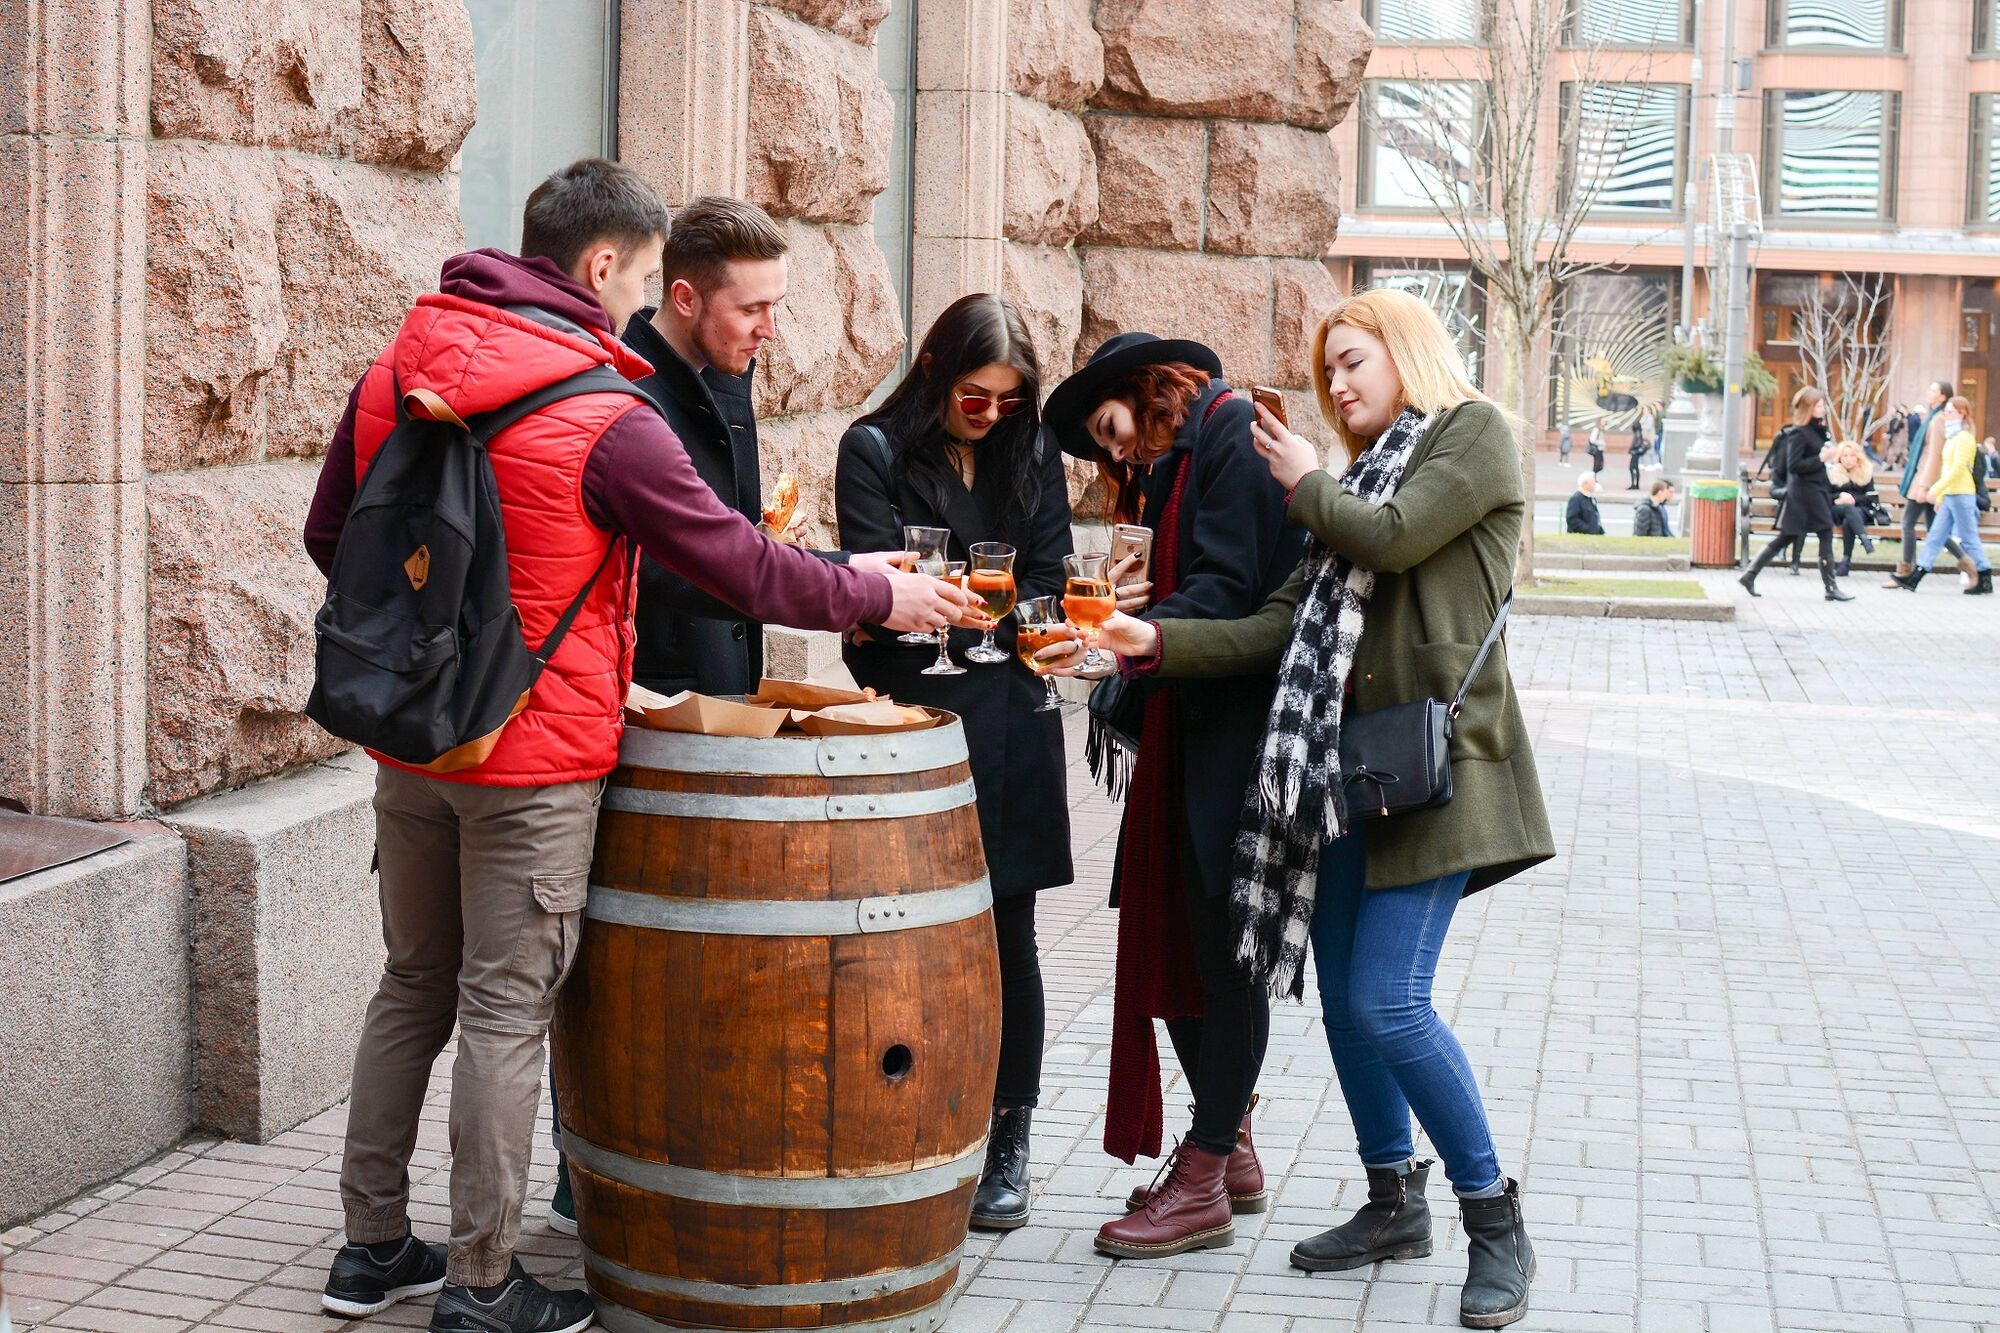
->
[861,293,1043,540]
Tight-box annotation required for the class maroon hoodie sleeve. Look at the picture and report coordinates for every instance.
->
[303,377,365,577]
[583,406,893,630]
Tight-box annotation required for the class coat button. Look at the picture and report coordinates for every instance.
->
[732,624,746,640]
[1365,673,1373,681]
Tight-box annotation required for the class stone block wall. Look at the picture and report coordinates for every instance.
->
[742,2,906,550]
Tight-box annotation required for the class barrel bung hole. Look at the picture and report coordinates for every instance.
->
[881,1044,914,1080]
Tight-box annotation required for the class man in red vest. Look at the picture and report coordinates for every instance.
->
[303,159,965,1333]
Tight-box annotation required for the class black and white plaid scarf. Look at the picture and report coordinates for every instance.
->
[1229,406,1430,998]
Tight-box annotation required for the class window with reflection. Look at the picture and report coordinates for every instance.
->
[1980,0,2000,52]
[1569,0,1693,46]
[1551,272,1676,432]
[1971,94,2000,226]
[1766,0,1901,50]
[1366,0,1481,43]
[460,0,619,253]
[1763,90,1898,221]
[1565,84,1686,213]
[1359,80,1486,211]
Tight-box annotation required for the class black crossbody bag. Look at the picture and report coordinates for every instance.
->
[1336,594,1512,821]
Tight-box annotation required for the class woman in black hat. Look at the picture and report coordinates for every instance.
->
[834,294,1076,1231]
[1042,332,1307,1260]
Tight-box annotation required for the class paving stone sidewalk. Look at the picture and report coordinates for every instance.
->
[5,568,1998,1333]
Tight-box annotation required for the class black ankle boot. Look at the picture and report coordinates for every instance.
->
[1968,570,1994,596]
[969,1107,1032,1230]
[1290,1160,1433,1272]
[1820,557,1854,601]
[1891,567,1927,591]
[1458,1179,1534,1328]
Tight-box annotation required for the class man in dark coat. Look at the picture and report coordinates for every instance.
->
[623,197,902,696]
[1632,478,1676,537]
[1565,472,1605,533]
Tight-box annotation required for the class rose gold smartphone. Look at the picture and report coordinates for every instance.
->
[1109,524,1153,589]
[1251,385,1288,427]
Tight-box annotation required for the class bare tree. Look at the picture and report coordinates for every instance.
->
[1363,0,1667,582]
[1791,274,1898,446]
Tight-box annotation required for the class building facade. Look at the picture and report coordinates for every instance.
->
[0,0,1367,1224]
[1332,0,2000,449]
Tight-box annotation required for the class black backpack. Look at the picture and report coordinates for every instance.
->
[306,366,647,771]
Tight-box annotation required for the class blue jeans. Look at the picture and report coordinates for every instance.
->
[1919,493,1991,572]
[1311,831,1502,1195]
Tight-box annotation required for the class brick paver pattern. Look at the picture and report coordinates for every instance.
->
[5,567,1997,1332]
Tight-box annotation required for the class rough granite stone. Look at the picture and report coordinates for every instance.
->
[1080,248,1274,386]
[746,7,892,225]
[0,826,190,1225]
[1000,240,1085,381]
[169,752,380,1141]
[1007,0,1104,110]
[268,157,461,459]
[146,461,346,809]
[1206,120,1341,258]
[755,222,905,418]
[1092,0,1292,121]
[144,143,285,473]
[1272,258,1342,389]
[1003,96,1099,247]
[149,0,476,171]
[1289,0,1373,130]
[758,0,890,45]
[1081,114,1206,251]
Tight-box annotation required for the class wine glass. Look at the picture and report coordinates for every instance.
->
[1062,551,1117,679]
[965,542,1017,664]
[1013,597,1076,713]
[921,560,968,676]
[898,525,951,642]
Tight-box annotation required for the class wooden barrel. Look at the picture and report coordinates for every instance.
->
[552,712,1000,1333]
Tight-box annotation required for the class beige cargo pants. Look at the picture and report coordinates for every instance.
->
[338,764,603,1287]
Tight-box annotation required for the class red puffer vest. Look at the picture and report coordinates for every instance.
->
[351,292,654,786]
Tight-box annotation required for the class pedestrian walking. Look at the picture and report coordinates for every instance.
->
[1042,333,1306,1261]
[1892,395,1994,594]
[1586,424,1606,476]
[1089,288,1554,1329]
[1887,380,1974,587]
[835,294,1079,1230]
[1565,470,1604,534]
[1827,442,1880,574]
[1627,423,1647,490]
[1739,386,1853,601]
[1557,421,1573,465]
[1633,478,1677,537]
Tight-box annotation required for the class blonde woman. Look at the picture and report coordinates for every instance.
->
[1893,395,1994,594]
[1827,441,1878,576]
[1090,289,1553,1328]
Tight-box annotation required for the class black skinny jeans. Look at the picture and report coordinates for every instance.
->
[1162,886,1271,1156]
[993,895,1046,1109]
[1833,504,1870,559]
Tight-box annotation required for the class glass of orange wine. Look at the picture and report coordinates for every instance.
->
[920,559,968,676]
[1013,597,1075,712]
[965,542,1017,664]
[1062,552,1117,679]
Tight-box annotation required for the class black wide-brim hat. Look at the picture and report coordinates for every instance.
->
[1042,332,1224,463]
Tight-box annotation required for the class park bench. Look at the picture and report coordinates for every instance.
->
[1739,474,2000,545]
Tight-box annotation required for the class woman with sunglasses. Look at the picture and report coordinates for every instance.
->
[1040,333,1306,1260]
[835,293,1077,1230]
[1088,290,1553,1328]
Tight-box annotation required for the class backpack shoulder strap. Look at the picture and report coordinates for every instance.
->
[465,365,650,443]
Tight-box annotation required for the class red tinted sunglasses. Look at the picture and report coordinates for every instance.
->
[953,388,1029,417]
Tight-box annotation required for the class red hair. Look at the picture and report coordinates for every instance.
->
[1092,361,1213,523]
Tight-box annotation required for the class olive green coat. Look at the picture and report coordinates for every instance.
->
[1152,400,1555,894]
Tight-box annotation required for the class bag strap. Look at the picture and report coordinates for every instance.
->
[465,365,649,443]
[859,422,905,529]
[532,537,623,666]
[1449,593,1513,718]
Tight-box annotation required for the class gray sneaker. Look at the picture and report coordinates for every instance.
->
[428,1259,593,1333]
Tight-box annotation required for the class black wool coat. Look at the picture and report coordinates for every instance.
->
[1565,492,1605,534]
[622,311,849,697]
[1773,421,1835,537]
[1127,379,1308,901]
[834,422,1075,900]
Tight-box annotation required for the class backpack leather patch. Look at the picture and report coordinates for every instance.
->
[404,545,430,590]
